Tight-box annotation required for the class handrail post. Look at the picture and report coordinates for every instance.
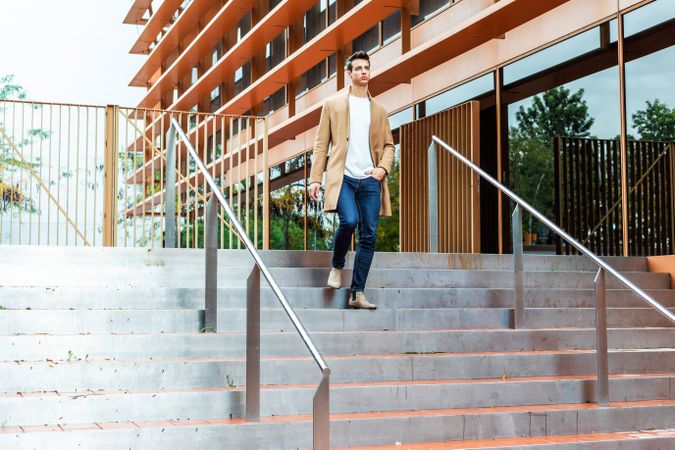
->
[428,141,439,252]
[103,105,119,247]
[512,205,525,329]
[246,264,261,422]
[313,370,330,450]
[594,268,609,406]
[205,194,218,332]
[165,124,177,248]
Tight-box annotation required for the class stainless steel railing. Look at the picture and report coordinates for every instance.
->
[167,118,330,449]
[428,135,675,405]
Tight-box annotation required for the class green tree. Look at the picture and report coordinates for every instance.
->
[632,99,675,141]
[509,86,594,229]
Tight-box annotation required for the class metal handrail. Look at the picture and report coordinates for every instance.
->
[429,135,675,325]
[168,118,330,449]
[429,135,674,406]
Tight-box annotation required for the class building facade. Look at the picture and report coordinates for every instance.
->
[125,0,675,256]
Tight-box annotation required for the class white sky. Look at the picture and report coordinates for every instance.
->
[0,0,146,107]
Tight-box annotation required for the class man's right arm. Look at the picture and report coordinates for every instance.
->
[308,101,331,200]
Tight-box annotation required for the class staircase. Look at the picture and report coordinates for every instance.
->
[0,246,673,449]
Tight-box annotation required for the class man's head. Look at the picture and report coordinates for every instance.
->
[345,50,370,88]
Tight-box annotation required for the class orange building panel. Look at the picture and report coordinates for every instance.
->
[130,0,255,88]
[129,0,186,55]
[123,0,151,25]
[136,0,316,108]
[217,0,409,115]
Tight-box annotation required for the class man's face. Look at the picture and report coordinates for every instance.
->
[347,58,370,87]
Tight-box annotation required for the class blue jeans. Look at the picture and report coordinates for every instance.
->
[332,175,381,293]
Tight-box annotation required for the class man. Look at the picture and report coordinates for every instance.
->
[308,50,395,310]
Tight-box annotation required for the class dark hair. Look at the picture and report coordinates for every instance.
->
[345,51,370,71]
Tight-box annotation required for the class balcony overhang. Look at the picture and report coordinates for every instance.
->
[129,0,187,55]
[135,0,316,107]
[216,0,409,115]
[124,0,151,25]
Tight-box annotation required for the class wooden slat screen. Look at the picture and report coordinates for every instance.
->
[399,101,480,253]
[555,137,674,256]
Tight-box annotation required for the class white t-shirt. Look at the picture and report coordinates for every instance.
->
[344,95,374,179]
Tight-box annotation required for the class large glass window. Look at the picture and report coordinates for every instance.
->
[422,73,494,117]
[269,155,307,250]
[504,19,621,254]
[623,0,675,255]
[305,150,336,250]
[502,25,614,85]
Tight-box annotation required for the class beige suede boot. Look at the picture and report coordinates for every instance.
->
[327,268,342,288]
[348,292,377,310]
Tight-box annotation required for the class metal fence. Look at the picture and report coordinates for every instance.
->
[555,137,674,256]
[0,99,268,248]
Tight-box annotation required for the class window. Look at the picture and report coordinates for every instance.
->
[263,86,286,115]
[423,73,494,117]
[503,23,616,85]
[411,0,450,26]
[211,43,221,67]
[503,20,621,253]
[266,31,285,71]
[623,0,675,254]
[234,63,251,96]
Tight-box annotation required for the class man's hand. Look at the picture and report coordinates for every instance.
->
[365,167,387,181]
[308,182,322,201]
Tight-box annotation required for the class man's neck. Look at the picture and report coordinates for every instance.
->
[350,84,368,98]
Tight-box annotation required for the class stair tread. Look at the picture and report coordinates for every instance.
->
[0,247,672,448]
[332,428,675,449]
[2,400,674,434]
[4,372,673,397]
[3,347,673,364]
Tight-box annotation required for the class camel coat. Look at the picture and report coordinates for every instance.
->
[309,86,395,216]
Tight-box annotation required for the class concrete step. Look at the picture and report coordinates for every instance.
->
[0,246,648,271]
[2,287,673,310]
[0,267,668,289]
[1,307,673,334]
[1,328,673,361]
[0,401,673,449]
[3,349,674,393]
[334,428,675,450]
[0,374,672,426]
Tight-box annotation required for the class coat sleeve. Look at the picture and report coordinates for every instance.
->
[377,113,395,175]
[309,102,331,185]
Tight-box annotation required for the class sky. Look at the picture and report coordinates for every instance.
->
[0,0,146,107]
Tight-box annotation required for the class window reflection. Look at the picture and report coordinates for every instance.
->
[503,22,617,85]
[423,73,493,117]
[624,0,675,255]
[411,0,450,26]
[624,0,675,36]
[306,151,336,251]
[504,20,621,254]
[269,154,307,250]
